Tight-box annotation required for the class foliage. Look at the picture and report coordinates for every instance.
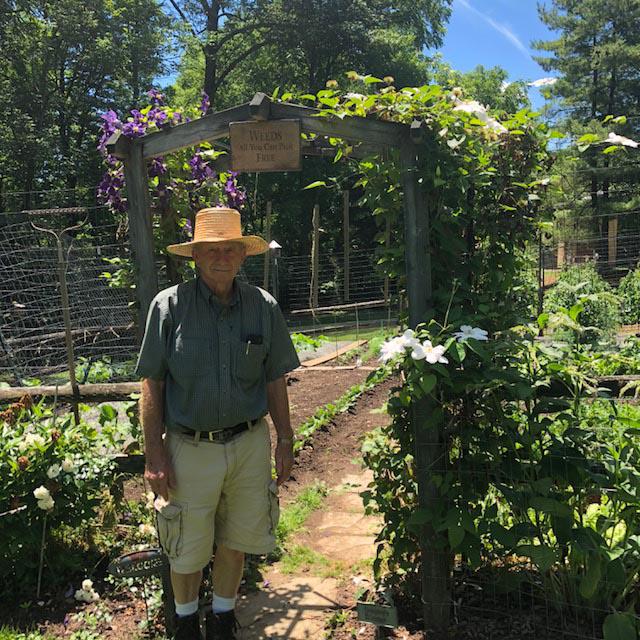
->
[168,0,452,104]
[544,263,621,342]
[0,398,131,601]
[363,317,640,633]
[618,266,640,325]
[290,332,329,353]
[0,0,172,204]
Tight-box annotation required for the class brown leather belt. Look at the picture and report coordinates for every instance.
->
[180,418,260,443]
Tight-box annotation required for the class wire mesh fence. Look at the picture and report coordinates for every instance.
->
[0,203,399,384]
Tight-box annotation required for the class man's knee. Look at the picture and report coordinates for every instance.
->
[216,544,245,563]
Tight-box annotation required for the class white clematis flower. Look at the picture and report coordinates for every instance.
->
[411,340,449,364]
[33,485,51,500]
[606,132,639,148]
[453,100,507,134]
[453,325,489,342]
[47,464,61,479]
[37,496,55,511]
[379,337,407,362]
[82,579,93,592]
[61,458,75,473]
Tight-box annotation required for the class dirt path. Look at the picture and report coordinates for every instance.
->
[236,377,397,639]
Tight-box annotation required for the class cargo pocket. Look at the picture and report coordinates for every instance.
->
[267,480,280,535]
[156,503,184,559]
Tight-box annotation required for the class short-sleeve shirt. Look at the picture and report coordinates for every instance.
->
[135,277,300,432]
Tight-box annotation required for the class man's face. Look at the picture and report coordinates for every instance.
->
[192,241,246,283]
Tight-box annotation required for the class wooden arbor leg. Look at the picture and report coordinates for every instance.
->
[120,139,159,334]
[400,140,451,638]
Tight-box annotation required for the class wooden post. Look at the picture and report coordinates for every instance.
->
[310,203,320,309]
[121,140,159,333]
[263,201,272,290]
[557,241,565,268]
[384,216,391,302]
[343,190,350,302]
[608,216,618,267]
[400,140,450,638]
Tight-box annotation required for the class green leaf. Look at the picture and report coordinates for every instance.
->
[448,525,465,548]
[603,145,621,154]
[530,496,572,519]
[303,181,327,190]
[603,613,637,640]
[364,75,384,84]
[516,544,557,572]
[579,554,601,600]
[419,374,437,395]
[100,404,118,422]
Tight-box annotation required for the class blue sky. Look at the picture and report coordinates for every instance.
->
[438,0,556,109]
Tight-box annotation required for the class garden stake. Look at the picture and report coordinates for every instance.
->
[36,512,48,599]
[30,216,86,425]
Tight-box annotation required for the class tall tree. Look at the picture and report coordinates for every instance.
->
[167,0,451,104]
[534,0,640,123]
[0,0,172,205]
[533,0,640,266]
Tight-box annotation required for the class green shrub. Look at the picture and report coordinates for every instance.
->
[618,266,640,325]
[0,399,127,601]
[544,262,620,341]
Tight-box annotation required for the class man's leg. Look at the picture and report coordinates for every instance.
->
[171,568,203,604]
[206,545,244,639]
[211,544,244,597]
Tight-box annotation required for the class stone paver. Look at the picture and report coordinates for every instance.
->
[239,467,381,638]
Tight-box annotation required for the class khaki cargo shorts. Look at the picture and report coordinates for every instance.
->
[155,418,280,574]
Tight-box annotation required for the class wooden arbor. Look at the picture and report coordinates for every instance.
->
[107,92,449,636]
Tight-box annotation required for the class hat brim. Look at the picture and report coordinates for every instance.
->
[167,236,269,258]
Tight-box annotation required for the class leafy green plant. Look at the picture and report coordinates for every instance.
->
[544,263,621,342]
[362,315,640,635]
[0,399,130,601]
[290,332,329,353]
[618,266,640,325]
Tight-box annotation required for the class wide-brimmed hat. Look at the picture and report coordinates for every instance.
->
[167,207,269,257]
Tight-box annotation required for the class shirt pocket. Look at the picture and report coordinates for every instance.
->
[234,340,266,389]
[169,335,213,378]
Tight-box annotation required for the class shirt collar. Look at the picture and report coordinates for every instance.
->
[197,276,242,309]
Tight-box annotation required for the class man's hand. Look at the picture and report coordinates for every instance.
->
[275,440,294,486]
[144,446,175,500]
[267,376,295,485]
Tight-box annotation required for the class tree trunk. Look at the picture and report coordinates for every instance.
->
[203,1,220,104]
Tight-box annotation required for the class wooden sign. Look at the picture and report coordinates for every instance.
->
[230,120,301,172]
[107,548,167,578]
[356,602,399,628]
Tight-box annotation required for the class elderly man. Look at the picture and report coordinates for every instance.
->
[135,207,300,639]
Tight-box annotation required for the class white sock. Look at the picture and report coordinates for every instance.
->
[175,598,198,617]
[211,592,236,614]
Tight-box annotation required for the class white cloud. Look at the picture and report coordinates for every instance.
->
[455,0,530,59]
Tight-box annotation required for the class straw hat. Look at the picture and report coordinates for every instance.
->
[167,207,269,257]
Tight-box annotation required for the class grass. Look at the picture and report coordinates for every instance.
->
[0,628,48,640]
[276,481,329,545]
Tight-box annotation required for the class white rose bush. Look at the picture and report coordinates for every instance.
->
[0,398,121,601]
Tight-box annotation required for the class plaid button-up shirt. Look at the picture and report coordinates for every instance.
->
[135,277,300,432]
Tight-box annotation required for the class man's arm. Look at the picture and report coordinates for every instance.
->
[267,375,295,486]
[140,378,174,499]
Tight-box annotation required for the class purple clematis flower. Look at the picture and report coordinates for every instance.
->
[200,92,211,115]
[146,88,165,105]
